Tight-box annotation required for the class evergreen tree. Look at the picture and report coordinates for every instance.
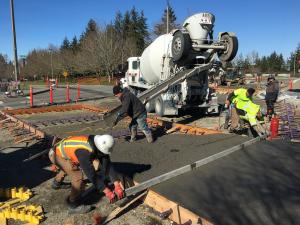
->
[136,11,149,51]
[0,54,8,78]
[86,19,97,33]
[122,11,131,38]
[128,7,148,53]
[70,36,79,53]
[79,19,97,43]
[113,7,149,54]
[114,11,123,35]
[288,43,300,75]
[154,3,179,36]
[260,56,268,72]
[60,37,70,50]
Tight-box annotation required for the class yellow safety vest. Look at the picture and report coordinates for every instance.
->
[232,88,250,103]
[237,101,260,126]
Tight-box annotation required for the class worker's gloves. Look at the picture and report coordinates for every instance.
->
[114,183,124,200]
[105,190,117,203]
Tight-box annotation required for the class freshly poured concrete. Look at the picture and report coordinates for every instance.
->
[152,140,300,225]
[8,107,300,225]
[111,134,249,181]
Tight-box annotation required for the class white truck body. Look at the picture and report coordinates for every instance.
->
[122,12,238,116]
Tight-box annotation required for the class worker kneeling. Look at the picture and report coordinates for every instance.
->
[49,134,124,214]
[236,101,266,137]
[226,88,266,137]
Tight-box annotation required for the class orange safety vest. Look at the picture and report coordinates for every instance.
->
[55,136,93,164]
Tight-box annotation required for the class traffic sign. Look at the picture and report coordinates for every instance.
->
[63,71,69,77]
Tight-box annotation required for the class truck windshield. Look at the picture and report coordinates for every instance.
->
[132,61,139,70]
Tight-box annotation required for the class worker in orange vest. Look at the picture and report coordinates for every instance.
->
[49,134,124,214]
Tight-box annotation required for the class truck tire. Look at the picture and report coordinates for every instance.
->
[155,96,164,117]
[218,34,238,62]
[172,31,191,62]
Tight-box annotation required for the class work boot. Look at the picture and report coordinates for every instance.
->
[68,205,93,214]
[130,128,137,143]
[145,132,153,143]
[51,179,71,190]
[66,197,92,214]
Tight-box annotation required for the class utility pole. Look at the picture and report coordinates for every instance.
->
[10,0,20,89]
[166,1,169,34]
[294,51,296,77]
[50,48,54,79]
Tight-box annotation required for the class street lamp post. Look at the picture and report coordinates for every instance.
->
[166,1,169,34]
[10,0,20,90]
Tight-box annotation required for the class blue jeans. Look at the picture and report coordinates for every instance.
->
[129,112,151,135]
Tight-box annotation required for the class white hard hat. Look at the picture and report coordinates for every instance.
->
[94,135,115,155]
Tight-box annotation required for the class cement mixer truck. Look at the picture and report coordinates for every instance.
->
[121,12,238,116]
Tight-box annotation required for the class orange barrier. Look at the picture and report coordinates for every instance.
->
[29,86,33,107]
[66,84,70,103]
[49,86,53,104]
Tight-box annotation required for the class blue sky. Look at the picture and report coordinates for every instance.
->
[0,0,299,60]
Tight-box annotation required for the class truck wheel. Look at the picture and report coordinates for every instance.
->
[218,34,238,62]
[172,31,191,62]
[155,97,164,117]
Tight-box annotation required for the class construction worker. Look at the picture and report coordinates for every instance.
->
[265,75,279,119]
[235,98,266,137]
[49,134,124,214]
[112,85,153,143]
[225,88,255,130]
[225,87,265,136]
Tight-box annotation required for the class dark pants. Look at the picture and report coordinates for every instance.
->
[266,100,276,116]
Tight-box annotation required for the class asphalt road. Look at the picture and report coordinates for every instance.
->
[0,85,113,109]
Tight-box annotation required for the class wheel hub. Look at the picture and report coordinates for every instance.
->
[173,37,182,54]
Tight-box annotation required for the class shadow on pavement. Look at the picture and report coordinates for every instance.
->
[0,140,53,188]
[157,140,300,225]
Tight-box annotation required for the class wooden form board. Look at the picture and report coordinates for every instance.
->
[144,189,214,225]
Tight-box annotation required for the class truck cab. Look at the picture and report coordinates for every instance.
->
[124,57,151,91]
